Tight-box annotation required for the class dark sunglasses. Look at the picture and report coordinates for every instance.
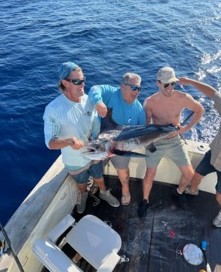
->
[163,82,176,88]
[65,77,86,85]
[124,83,141,92]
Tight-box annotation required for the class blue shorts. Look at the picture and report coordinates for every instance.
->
[196,150,221,193]
[69,162,103,184]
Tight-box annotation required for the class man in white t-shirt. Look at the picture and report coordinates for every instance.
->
[43,62,119,214]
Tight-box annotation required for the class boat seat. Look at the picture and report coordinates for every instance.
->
[33,239,83,272]
[32,214,122,272]
[47,214,75,243]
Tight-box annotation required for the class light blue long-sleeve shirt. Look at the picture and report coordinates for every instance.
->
[43,93,100,170]
[88,85,146,126]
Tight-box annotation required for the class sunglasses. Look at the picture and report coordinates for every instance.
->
[163,82,176,88]
[124,83,141,92]
[65,77,86,85]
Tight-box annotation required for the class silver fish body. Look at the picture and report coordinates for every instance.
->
[83,124,177,160]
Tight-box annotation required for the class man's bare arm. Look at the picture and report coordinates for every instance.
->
[179,77,217,98]
[178,94,204,135]
[143,98,153,124]
[48,137,84,150]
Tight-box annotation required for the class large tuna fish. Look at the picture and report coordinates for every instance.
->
[83,124,178,160]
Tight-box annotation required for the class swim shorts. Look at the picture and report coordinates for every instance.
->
[68,161,103,184]
[145,136,191,168]
[111,155,130,169]
[196,150,221,193]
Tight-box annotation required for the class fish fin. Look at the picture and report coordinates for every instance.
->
[112,149,147,158]
[114,124,177,141]
[146,143,157,153]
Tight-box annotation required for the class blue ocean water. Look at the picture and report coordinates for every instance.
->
[0,0,220,224]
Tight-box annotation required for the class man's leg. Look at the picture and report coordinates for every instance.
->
[76,183,89,214]
[213,192,221,228]
[92,162,120,208]
[216,191,221,206]
[213,172,221,227]
[77,183,87,193]
[164,137,193,209]
[142,168,157,200]
[93,176,106,191]
[185,150,212,195]
[138,143,162,218]
[95,176,120,207]
[111,156,131,205]
[138,167,156,218]
[186,171,203,194]
[172,165,194,210]
[177,165,194,193]
[71,172,89,214]
[116,167,131,205]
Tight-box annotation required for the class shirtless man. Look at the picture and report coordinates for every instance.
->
[138,67,204,217]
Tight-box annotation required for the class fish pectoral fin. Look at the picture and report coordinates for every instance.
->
[112,149,147,158]
[146,143,157,153]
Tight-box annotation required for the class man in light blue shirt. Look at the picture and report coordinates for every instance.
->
[43,62,119,214]
[88,73,146,205]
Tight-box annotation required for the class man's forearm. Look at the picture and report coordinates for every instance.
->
[181,77,217,97]
[184,110,204,132]
[48,138,74,149]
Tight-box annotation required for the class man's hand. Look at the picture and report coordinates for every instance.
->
[95,102,107,118]
[67,137,84,149]
[166,125,185,138]
[178,77,190,86]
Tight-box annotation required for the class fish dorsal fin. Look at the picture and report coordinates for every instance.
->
[114,124,176,141]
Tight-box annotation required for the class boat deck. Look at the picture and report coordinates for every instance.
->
[46,176,221,272]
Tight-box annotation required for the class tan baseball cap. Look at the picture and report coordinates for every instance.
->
[157,67,179,83]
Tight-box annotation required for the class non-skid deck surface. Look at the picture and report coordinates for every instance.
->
[45,176,221,272]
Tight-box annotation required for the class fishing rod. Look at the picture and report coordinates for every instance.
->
[0,222,25,272]
[177,110,194,144]
[181,111,194,126]
[179,83,195,126]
